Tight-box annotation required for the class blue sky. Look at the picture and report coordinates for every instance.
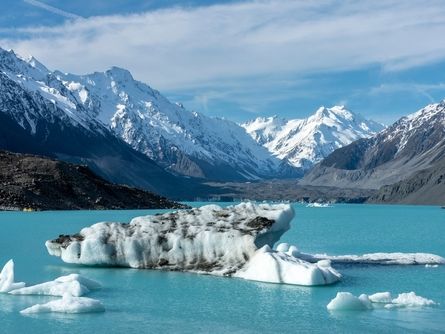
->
[1,0,445,124]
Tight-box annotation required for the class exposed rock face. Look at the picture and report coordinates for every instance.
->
[302,101,445,190]
[0,150,186,210]
[46,203,294,275]
[368,157,445,205]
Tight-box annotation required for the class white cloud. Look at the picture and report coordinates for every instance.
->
[3,0,445,92]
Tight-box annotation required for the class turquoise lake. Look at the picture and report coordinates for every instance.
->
[0,203,444,333]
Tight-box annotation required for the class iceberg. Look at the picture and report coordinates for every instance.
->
[10,273,101,297]
[235,244,341,286]
[46,203,295,276]
[0,260,26,293]
[385,292,437,308]
[327,291,437,311]
[327,292,372,311]
[20,293,105,314]
[306,203,332,208]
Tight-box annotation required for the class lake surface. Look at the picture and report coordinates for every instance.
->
[0,203,444,333]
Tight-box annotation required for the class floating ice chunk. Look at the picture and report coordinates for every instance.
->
[20,293,105,314]
[10,274,101,297]
[327,292,372,311]
[0,260,26,293]
[234,245,341,286]
[55,274,102,290]
[45,203,295,276]
[425,264,439,268]
[300,252,445,265]
[276,243,290,252]
[327,291,437,311]
[306,203,332,208]
[369,292,392,303]
[386,292,437,308]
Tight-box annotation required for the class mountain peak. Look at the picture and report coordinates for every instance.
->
[106,66,134,81]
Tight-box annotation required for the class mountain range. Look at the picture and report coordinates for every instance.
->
[242,106,383,172]
[302,101,445,204]
[0,48,380,186]
[1,47,444,204]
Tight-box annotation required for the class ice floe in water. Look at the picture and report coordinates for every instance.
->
[20,293,105,314]
[44,202,445,286]
[327,291,437,311]
[10,273,101,297]
[298,252,445,265]
[0,260,25,293]
[235,244,341,286]
[306,203,332,208]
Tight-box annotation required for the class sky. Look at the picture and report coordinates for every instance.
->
[1,0,445,125]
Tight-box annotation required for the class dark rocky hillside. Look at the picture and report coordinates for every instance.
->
[368,157,445,205]
[0,151,186,210]
[302,101,445,190]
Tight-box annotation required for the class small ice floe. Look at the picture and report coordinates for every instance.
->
[20,293,105,314]
[425,264,439,268]
[0,260,26,293]
[10,273,101,297]
[306,203,332,208]
[327,291,437,311]
[234,243,341,286]
[299,252,445,265]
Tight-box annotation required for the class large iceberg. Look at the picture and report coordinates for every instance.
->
[46,203,295,276]
[20,293,105,314]
[10,273,101,297]
[0,260,25,293]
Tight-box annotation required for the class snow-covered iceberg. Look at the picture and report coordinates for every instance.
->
[0,260,25,293]
[235,244,341,286]
[327,291,437,311]
[10,273,101,297]
[20,293,105,314]
[46,203,295,276]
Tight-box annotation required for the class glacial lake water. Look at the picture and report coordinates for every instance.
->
[0,203,444,333]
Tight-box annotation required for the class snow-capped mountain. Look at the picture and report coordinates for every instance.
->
[0,48,293,181]
[303,101,445,189]
[0,48,204,198]
[242,106,384,171]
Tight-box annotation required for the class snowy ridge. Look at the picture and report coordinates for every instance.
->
[0,47,289,180]
[383,100,445,153]
[242,106,384,171]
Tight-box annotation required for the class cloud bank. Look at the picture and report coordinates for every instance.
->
[3,0,445,91]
